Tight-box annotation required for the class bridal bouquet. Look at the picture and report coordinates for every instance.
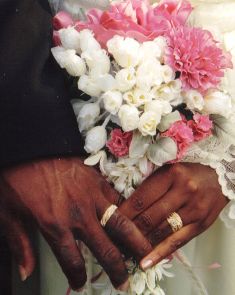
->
[51,0,234,294]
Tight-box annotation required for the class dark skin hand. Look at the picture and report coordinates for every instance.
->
[0,157,152,291]
[119,163,229,270]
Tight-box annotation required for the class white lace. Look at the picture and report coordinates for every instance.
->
[182,137,235,229]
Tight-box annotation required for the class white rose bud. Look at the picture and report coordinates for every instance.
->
[102,91,123,114]
[115,67,136,92]
[78,103,100,132]
[78,75,101,97]
[118,105,139,132]
[96,74,116,92]
[85,126,107,153]
[59,27,81,53]
[79,29,101,52]
[133,88,152,106]
[168,79,182,93]
[81,49,110,76]
[153,36,167,58]
[161,65,175,83]
[107,35,141,68]
[203,90,232,118]
[145,100,172,116]
[51,47,70,68]
[64,53,86,77]
[184,89,204,111]
[138,111,161,136]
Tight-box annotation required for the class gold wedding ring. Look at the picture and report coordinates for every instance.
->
[100,205,118,227]
[167,212,183,233]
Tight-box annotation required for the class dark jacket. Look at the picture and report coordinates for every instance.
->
[0,0,84,168]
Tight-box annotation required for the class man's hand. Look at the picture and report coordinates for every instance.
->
[0,157,152,291]
[119,163,229,270]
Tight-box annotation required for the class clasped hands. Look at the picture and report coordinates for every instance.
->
[0,158,228,291]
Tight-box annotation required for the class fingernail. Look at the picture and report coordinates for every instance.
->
[141,259,153,270]
[117,279,129,292]
[19,265,28,281]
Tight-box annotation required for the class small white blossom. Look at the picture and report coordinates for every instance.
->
[203,90,232,118]
[102,91,123,114]
[85,126,107,153]
[59,26,81,53]
[107,35,141,68]
[96,74,117,92]
[51,47,86,76]
[78,103,100,132]
[123,89,152,107]
[130,270,147,295]
[115,67,136,92]
[79,29,101,52]
[118,105,139,132]
[154,36,167,59]
[138,111,161,136]
[81,49,110,76]
[78,75,102,97]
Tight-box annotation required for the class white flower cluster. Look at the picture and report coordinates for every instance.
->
[52,28,180,152]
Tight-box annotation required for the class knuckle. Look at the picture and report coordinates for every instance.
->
[130,194,145,211]
[186,180,198,193]
[102,247,122,264]
[113,214,133,236]
[168,238,182,252]
[171,164,185,177]
[135,213,153,232]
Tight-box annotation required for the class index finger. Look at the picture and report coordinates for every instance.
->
[120,165,173,220]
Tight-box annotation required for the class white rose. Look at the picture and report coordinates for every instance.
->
[78,75,101,97]
[102,91,123,114]
[59,27,81,53]
[145,100,172,116]
[118,105,139,131]
[78,103,100,132]
[79,29,101,52]
[141,41,162,60]
[203,90,232,118]
[161,65,175,84]
[107,35,141,68]
[138,111,161,136]
[115,67,136,92]
[81,49,110,76]
[184,89,204,111]
[136,59,162,90]
[85,126,107,153]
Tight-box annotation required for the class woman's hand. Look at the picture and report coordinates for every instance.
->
[119,163,229,270]
[0,157,152,290]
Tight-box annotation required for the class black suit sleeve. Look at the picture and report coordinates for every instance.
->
[0,0,85,169]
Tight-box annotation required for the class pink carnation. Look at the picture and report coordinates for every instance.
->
[107,129,133,158]
[53,11,74,30]
[162,120,194,160]
[74,0,192,46]
[166,26,233,93]
[188,114,213,141]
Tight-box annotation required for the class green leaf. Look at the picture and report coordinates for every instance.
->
[158,111,181,132]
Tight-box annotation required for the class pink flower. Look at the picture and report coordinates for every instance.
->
[107,129,133,158]
[162,120,194,159]
[74,0,192,46]
[165,26,233,93]
[188,114,213,141]
[53,11,74,30]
